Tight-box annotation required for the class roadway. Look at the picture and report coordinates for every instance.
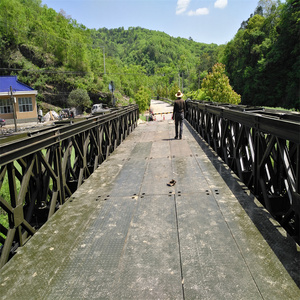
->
[149,99,173,121]
[0,100,299,299]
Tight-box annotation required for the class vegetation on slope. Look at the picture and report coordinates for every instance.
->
[0,0,298,111]
[0,0,221,111]
[221,0,299,110]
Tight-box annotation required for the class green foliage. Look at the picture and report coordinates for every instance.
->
[263,106,298,112]
[201,63,241,104]
[0,177,10,221]
[94,27,220,75]
[0,0,297,110]
[185,89,207,101]
[0,213,8,229]
[221,0,299,110]
[169,84,181,100]
[0,161,22,240]
[0,0,223,107]
[134,86,152,112]
[68,88,92,111]
[0,213,8,246]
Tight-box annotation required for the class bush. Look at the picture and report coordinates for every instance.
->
[185,89,207,101]
[67,88,92,112]
[134,86,152,112]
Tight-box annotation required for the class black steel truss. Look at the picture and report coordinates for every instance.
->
[0,105,139,268]
[186,101,300,243]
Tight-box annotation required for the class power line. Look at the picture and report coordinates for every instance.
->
[0,67,86,74]
[0,68,165,77]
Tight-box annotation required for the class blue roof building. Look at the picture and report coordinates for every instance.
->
[0,76,37,94]
[0,76,38,124]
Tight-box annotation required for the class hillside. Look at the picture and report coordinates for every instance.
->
[222,0,299,109]
[92,27,220,75]
[0,0,221,109]
[0,0,298,110]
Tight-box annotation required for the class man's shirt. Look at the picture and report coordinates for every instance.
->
[173,98,186,114]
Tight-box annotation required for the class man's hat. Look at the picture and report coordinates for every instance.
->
[175,90,184,98]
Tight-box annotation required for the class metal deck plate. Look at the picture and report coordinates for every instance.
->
[176,192,262,299]
[49,196,139,299]
[110,195,183,300]
[0,119,299,299]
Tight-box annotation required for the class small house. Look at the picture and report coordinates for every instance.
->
[0,76,38,124]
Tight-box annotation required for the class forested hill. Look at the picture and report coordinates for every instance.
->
[92,27,219,75]
[0,0,299,111]
[0,0,221,109]
[222,0,299,109]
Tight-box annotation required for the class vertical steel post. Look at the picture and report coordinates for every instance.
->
[10,86,17,132]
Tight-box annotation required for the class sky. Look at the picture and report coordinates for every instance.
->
[40,0,262,45]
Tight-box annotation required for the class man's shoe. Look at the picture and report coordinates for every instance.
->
[179,136,182,139]
[174,136,178,139]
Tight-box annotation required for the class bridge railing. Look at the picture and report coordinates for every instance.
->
[0,104,139,268]
[186,100,300,243]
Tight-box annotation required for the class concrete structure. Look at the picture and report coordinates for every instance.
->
[0,76,38,124]
[149,99,173,121]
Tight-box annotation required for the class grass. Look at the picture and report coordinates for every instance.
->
[139,112,152,122]
[139,115,147,121]
[0,214,8,230]
[0,173,11,245]
[0,162,21,246]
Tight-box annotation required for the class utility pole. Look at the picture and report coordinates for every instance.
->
[10,86,17,132]
[99,46,106,74]
[93,45,106,74]
[103,47,106,74]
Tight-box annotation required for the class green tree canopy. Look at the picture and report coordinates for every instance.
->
[201,63,241,104]
[68,88,92,111]
[134,86,152,112]
[1,0,298,110]
[221,0,299,109]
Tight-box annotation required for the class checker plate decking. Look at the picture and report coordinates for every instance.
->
[0,120,299,299]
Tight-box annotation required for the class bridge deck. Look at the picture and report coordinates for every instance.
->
[0,119,299,299]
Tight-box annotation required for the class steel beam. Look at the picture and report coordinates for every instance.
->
[0,105,139,268]
[186,100,300,243]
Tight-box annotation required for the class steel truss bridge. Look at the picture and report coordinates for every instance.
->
[186,100,300,244]
[0,101,299,270]
[0,105,139,268]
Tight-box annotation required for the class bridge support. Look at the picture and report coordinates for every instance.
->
[186,100,300,243]
[0,105,139,268]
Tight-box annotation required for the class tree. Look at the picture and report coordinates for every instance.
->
[201,63,241,104]
[169,84,180,100]
[185,89,207,101]
[257,0,281,17]
[264,0,300,109]
[0,0,222,108]
[134,86,151,112]
[67,88,92,112]
[222,0,299,109]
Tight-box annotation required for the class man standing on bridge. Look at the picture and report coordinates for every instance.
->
[173,90,185,139]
